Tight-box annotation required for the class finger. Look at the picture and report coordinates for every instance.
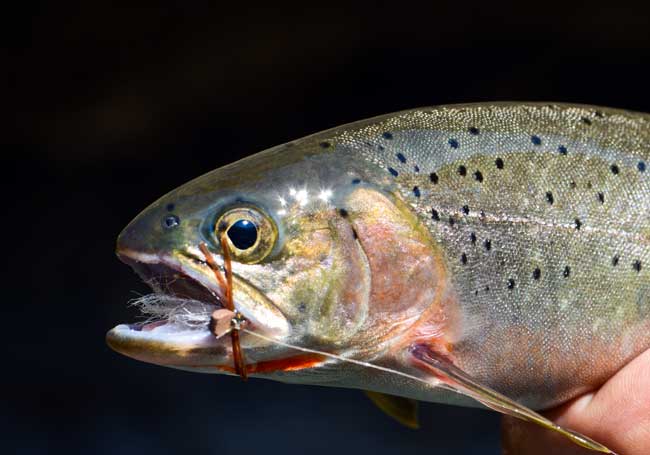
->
[553,348,650,454]
[501,348,650,455]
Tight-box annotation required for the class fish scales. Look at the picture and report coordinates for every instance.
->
[329,103,650,408]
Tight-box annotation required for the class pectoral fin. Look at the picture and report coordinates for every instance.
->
[409,344,614,454]
[364,391,419,429]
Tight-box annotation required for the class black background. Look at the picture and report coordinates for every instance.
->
[6,3,650,454]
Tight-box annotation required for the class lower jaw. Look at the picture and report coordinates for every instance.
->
[106,321,230,366]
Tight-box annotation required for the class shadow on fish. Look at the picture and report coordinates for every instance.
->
[107,102,650,454]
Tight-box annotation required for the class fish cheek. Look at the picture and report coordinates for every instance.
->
[267,224,370,346]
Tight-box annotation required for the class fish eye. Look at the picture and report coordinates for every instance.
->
[215,206,276,263]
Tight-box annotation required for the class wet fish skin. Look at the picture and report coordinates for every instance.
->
[108,103,650,438]
[338,103,650,410]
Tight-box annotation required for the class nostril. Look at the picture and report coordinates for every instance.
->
[163,215,180,229]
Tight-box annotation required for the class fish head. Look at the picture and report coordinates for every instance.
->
[107,137,442,384]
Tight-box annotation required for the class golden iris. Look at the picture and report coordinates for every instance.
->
[215,207,277,263]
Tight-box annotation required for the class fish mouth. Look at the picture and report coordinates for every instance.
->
[106,248,290,371]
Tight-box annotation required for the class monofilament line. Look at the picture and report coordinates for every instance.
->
[241,328,443,389]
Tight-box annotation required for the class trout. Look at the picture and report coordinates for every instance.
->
[107,103,650,453]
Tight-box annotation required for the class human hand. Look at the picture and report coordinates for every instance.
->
[501,348,650,454]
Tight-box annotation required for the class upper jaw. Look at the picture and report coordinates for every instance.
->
[106,247,290,368]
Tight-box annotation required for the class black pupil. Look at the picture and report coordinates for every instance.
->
[227,219,258,250]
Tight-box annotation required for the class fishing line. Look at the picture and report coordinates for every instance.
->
[239,328,610,453]
[198,242,609,452]
[240,327,446,391]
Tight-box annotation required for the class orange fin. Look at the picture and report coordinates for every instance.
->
[409,344,614,454]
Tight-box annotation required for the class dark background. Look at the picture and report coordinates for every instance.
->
[6,3,650,454]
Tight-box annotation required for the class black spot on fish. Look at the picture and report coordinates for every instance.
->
[595,111,604,118]
[533,268,541,280]
[581,117,592,125]
[508,279,515,289]
[563,265,571,278]
[338,208,349,218]
[163,215,180,229]
[382,132,393,140]
[414,165,420,173]
[469,127,480,135]
[545,191,554,205]
[610,164,620,175]
[558,145,568,155]
[470,232,477,244]
[473,170,484,182]
[531,135,542,145]
[484,239,492,251]
[485,285,490,292]
[298,302,307,312]
[449,138,459,148]
[449,216,455,226]
[431,209,440,221]
[462,205,470,215]
[352,178,361,185]
[396,152,406,163]
[638,161,646,172]
[319,141,331,148]
[413,186,421,198]
[633,260,642,272]
[574,218,582,230]
[461,253,468,264]
[612,255,620,266]
[388,167,399,177]
[597,192,605,204]
[166,203,175,212]
[495,157,504,169]
[570,181,577,189]
[429,172,439,184]
[458,165,467,176]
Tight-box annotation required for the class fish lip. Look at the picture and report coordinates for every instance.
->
[108,247,290,366]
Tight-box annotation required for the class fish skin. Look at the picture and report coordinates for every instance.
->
[331,103,650,410]
[109,102,650,416]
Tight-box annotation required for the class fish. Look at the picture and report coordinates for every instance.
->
[106,102,650,453]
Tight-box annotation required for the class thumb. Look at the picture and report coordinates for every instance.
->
[502,347,650,455]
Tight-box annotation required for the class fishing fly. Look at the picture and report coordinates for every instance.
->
[199,239,248,380]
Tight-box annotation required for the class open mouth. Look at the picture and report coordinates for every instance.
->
[118,251,225,331]
[123,257,224,332]
[107,248,290,368]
